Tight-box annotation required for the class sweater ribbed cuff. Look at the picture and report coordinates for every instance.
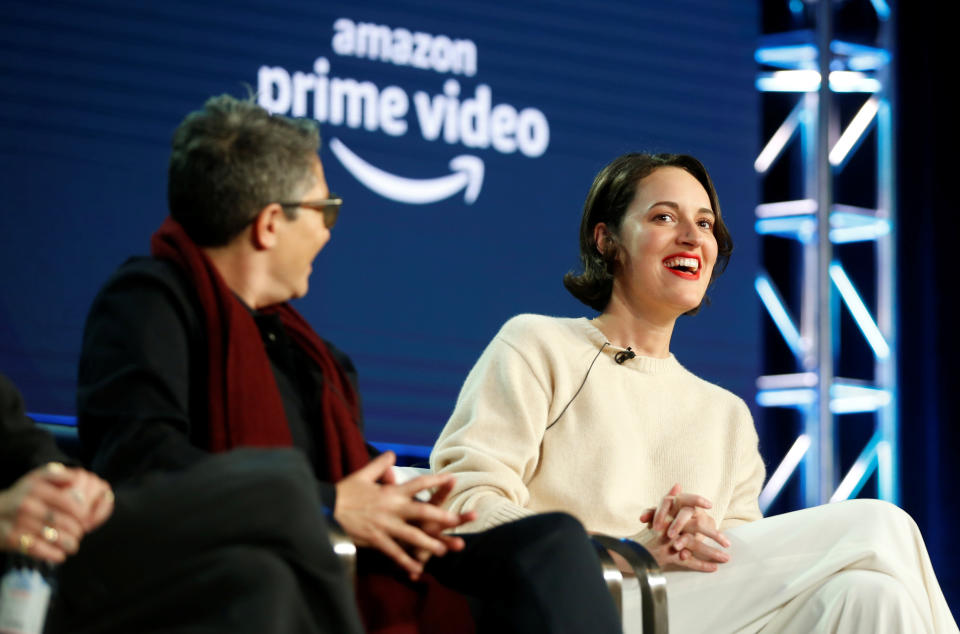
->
[484,501,536,528]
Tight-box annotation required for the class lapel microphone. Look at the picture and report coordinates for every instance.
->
[614,346,636,365]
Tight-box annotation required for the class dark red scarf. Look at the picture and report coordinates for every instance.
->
[150,216,367,478]
[150,217,473,634]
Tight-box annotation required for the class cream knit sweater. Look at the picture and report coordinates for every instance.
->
[431,314,765,539]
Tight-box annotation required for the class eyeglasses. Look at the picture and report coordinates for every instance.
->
[278,195,342,229]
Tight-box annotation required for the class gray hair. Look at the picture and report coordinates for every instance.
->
[168,94,320,246]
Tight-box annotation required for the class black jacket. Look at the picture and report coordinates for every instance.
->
[77,257,372,508]
[0,374,70,489]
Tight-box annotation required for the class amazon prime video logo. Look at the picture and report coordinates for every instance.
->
[256,17,550,205]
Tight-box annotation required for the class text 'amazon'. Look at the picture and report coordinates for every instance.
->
[256,18,550,159]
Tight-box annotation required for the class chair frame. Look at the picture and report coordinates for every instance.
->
[591,534,669,634]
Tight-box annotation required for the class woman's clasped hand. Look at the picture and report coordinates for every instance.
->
[0,462,114,563]
[637,483,731,572]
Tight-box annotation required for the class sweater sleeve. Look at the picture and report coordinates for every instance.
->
[720,399,765,529]
[431,327,553,530]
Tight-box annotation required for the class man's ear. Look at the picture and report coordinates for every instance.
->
[251,203,286,250]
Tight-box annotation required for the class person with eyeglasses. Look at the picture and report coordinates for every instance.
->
[68,94,620,634]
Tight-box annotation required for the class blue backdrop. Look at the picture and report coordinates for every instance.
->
[0,0,758,448]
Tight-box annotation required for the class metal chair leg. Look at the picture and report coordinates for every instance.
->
[592,535,669,634]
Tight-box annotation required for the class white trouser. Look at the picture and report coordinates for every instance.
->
[623,499,957,633]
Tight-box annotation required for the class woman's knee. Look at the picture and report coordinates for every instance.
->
[822,570,922,625]
[844,498,909,519]
[840,498,919,538]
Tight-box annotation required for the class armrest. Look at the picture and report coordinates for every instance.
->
[391,465,669,630]
[391,465,430,483]
[591,535,669,634]
[590,538,627,613]
[325,515,357,586]
[391,465,432,501]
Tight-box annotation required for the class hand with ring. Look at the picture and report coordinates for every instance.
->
[64,466,115,532]
[1,462,115,563]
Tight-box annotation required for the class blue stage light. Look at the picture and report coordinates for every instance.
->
[830,431,881,501]
[829,210,891,243]
[756,388,816,408]
[830,97,879,167]
[759,434,810,512]
[755,217,816,242]
[756,38,890,72]
[756,70,880,93]
[868,0,891,21]
[755,274,804,358]
[829,383,892,413]
[755,100,803,173]
[829,263,891,359]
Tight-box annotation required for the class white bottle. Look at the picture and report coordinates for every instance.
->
[0,556,52,634]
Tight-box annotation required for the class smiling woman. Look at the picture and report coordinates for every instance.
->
[562,154,732,317]
[593,166,720,326]
[430,153,958,633]
[432,152,752,547]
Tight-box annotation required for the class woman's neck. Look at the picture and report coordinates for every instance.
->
[592,295,677,358]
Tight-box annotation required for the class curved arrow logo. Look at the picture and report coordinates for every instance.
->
[328,137,484,205]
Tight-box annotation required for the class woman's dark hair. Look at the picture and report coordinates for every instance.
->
[562,153,733,315]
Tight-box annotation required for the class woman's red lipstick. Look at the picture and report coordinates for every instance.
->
[662,253,701,280]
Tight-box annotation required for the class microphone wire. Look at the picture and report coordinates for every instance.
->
[545,342,609,432]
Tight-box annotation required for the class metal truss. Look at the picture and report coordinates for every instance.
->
[754,0,896,511]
